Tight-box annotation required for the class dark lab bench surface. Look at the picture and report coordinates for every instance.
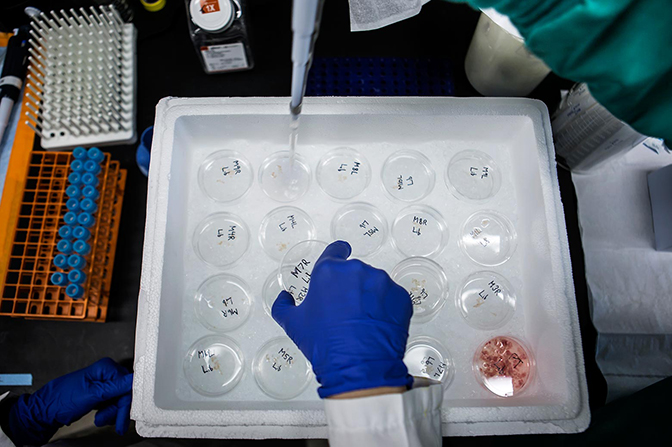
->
[1,0,620,445]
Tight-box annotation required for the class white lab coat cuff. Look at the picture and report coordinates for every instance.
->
[324,383,443,447]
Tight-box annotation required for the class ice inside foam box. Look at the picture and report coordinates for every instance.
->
[132,97,589,437]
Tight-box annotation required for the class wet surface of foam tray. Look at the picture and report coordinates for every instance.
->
[132,97,589,438]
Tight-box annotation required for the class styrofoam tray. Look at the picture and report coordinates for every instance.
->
[132,97,589,437]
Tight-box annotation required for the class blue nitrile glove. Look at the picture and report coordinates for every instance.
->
[6,358,133,446]
[272,240,414,398]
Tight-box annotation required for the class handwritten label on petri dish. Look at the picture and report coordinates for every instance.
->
[278,214,299,232]
[288,258,312,303]
[412,215,428,236]
[470,227,491,248]
[474,280,502,307]
[221,160,243,177]
[266,347,295,372]
[359,220,380,238]
[197,349,219,374]
[409,278,428,306]
[420,356,448,379]
[220,296,239,318]
[469,166,490,179]
[395,175,415,191]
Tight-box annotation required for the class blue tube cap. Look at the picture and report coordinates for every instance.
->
[84,160,101,174]
[80,198,98,213]
[64,211,78,226]
[77,212,95,228]
[72,226,91,241]
[81,185,100,200]
[73,146,88,160]
[65,198,80,212]
[67,254,87,269]
[56,239,73,255]
[65,185,81,199]
[87,147,105,163]
[65,283,84,299]
[70,159,85,172]
[82,173,99,187]
[50,271,67,286]
[67,269,87,285]
[53,254,68,269]
[58,226,74,240]
[68,172,82,185]
[73,240,92,256]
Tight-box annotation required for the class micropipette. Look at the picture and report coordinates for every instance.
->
[290,0,325,119]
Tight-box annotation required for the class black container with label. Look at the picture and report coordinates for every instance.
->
[186,0,254,74]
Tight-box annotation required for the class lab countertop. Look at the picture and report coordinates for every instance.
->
[0,0,607,444]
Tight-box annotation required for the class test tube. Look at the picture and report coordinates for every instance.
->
[82,185,100,200]
[70,159,85,172]
[65,283,84,299]
[63,211,78,226]
[87,147,105,163]
[56,239,74,255]
[53,254,68,269]
[72,226,91,241]
[72,146,88,160]
[66,198,81,212]
[58,225,74,240]
[67,254,87,269]
[50,271,67,286]
[65,185,81,199]
[73,240,92,256]
[67,269,86,285]
[77,212,95,228]
[68,172,82,185]
[82,173,99,187]
[84,160,101,174]
[80,198,98,213]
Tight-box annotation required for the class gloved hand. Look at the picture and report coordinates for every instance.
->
[6,357,133,446]
[272,240,414,398]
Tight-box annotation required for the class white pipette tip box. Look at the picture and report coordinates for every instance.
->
[132,97,589,438]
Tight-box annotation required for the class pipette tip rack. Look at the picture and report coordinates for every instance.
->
[24,5,137,150]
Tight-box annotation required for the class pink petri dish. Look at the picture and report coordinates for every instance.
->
[473,335,534,398]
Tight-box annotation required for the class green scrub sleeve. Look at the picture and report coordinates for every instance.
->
[452,0,672,143]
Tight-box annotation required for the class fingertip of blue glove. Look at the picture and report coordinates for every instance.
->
[318,240,352,263]
[271,290,295,325]
[116,393,132,435]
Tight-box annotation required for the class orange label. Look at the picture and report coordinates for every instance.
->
[200,0,220,14]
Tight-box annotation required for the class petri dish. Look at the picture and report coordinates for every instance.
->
[192,212,250,268]
[391,205,449,258]
[197,150,253,203]
[473,335,534,398]
[446,150,501,202]
[183,335,244,396]
[381,150,435,202]
[252,336,312,400]
[278,240,328,305]
[457,271,516,330]
[259,206,316,261]
[458,210,517,266]
[194,274,253,332]
[403,336,455,388]
[330,202,388,257]
[258,152,311,202]
[316,147,371,200]
[391,257,448,323]
[262,270,283,318]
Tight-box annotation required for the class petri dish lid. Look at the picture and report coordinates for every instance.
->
[194,274,253,332]
[391,205,449,258]
[391,257,448,323]
[458,210,517,266]
[258,152,312,203]
[183,334,244,396]
[473,335,534,398]
[446,150,501,202]
[262,270,283,318]
[403,336,455,388]
[198,150,253,203]
[252,336,312,400]
[192,212,250,268]
[330,202,388,257]
[316,147,371,200]
[189,0,234,33]
[279,240,328,305]
[259,206,316,261]
[381,150,436,202]
[457,271,516,330]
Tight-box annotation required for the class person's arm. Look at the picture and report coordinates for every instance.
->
[0,358,132,447]
[454,0,672,144]
[272,241,442,446]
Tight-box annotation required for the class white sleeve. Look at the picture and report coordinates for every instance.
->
[324,384,443,447]
[0,393,16,447]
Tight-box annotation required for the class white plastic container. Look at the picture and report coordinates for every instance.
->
[465,9,551,96]
[132,97,589,438]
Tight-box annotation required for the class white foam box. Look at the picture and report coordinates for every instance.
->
[132,97,590,438]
